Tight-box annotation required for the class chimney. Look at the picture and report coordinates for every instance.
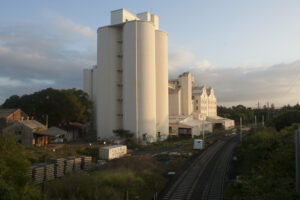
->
[31,116,34,120]
[27,116,29,120]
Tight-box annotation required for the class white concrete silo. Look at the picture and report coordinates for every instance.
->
[97,26,123,139]
[122,21,157,142]
[155,30,169,140]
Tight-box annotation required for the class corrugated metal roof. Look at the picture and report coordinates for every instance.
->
[180,119,210,127]
[38,127,67,137]
[20,120,46,130]
[101,145,126,150]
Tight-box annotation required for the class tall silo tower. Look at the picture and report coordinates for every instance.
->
[84,9,169,142]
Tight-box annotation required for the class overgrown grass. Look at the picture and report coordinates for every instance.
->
[25,144,103,164]
[139,136,191,151]
[44,169,167,200]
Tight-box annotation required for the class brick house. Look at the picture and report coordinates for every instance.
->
[0,109,27,134]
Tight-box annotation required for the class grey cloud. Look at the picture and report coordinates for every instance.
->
[0,16,96,104]
[1,17,299,108]
[169,50,300,107]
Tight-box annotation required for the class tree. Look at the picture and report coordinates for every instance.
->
[218,105,255,125]
[0,134,40,199]
[269,110,300,131]
[2,88,92,127]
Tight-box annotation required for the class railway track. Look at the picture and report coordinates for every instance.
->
[160,136,238,200]
[198,138,238,200]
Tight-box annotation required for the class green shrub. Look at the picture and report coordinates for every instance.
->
[0,134,41,200]
[225,126,300,200]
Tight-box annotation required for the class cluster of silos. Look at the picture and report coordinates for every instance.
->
[84,9,169,142]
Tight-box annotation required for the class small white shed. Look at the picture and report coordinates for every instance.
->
[193,139,204,150]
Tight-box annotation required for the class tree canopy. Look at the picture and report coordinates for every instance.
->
[1,88,92,127]
[225,125,300,200]
[218,103,300,126]
[268,110,300,131]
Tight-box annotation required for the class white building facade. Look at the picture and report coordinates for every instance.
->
[168,72,234,136]
[84,9,169,142]
[192,86,217,118]
[169,72,217,119]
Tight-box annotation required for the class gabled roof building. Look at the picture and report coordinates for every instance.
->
[168,72,234,137]
[0,108,27,133]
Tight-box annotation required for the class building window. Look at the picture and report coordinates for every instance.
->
[196,106,198,110]
[196,100,198,103]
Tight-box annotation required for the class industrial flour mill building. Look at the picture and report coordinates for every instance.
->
[84,9,169,142]
[168,72,235,137]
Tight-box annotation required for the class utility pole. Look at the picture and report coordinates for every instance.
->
[267,101,270,121]
[124,191,128,200]
[262,115,264,127]
[202,120,205,140]
[240,117,242,142]
[255,115,257,128]
[296,130,300,189]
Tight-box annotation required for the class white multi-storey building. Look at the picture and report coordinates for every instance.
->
[168,72,234,137]
[169,72,217,119]
[169,72,195,116]
[84,9,169,142]
[192,86,217,118]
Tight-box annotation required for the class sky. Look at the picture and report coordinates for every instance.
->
[0,0,300,107]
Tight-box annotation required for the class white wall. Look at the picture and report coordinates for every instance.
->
[155,30,169,140]
[179,73,193,115]
[169,89,181,116]
[136,21,157,142]
[123,21,157,142]
[97,26,122,139]
[123,21,138,136]
[111,9,138,25]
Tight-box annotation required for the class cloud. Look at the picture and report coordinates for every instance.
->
[169,50,300,107]
[49,14,96,40]
[29,79,55,85]
[0,14,299,108]
[0,77,24,87]
[0,14,96,104]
